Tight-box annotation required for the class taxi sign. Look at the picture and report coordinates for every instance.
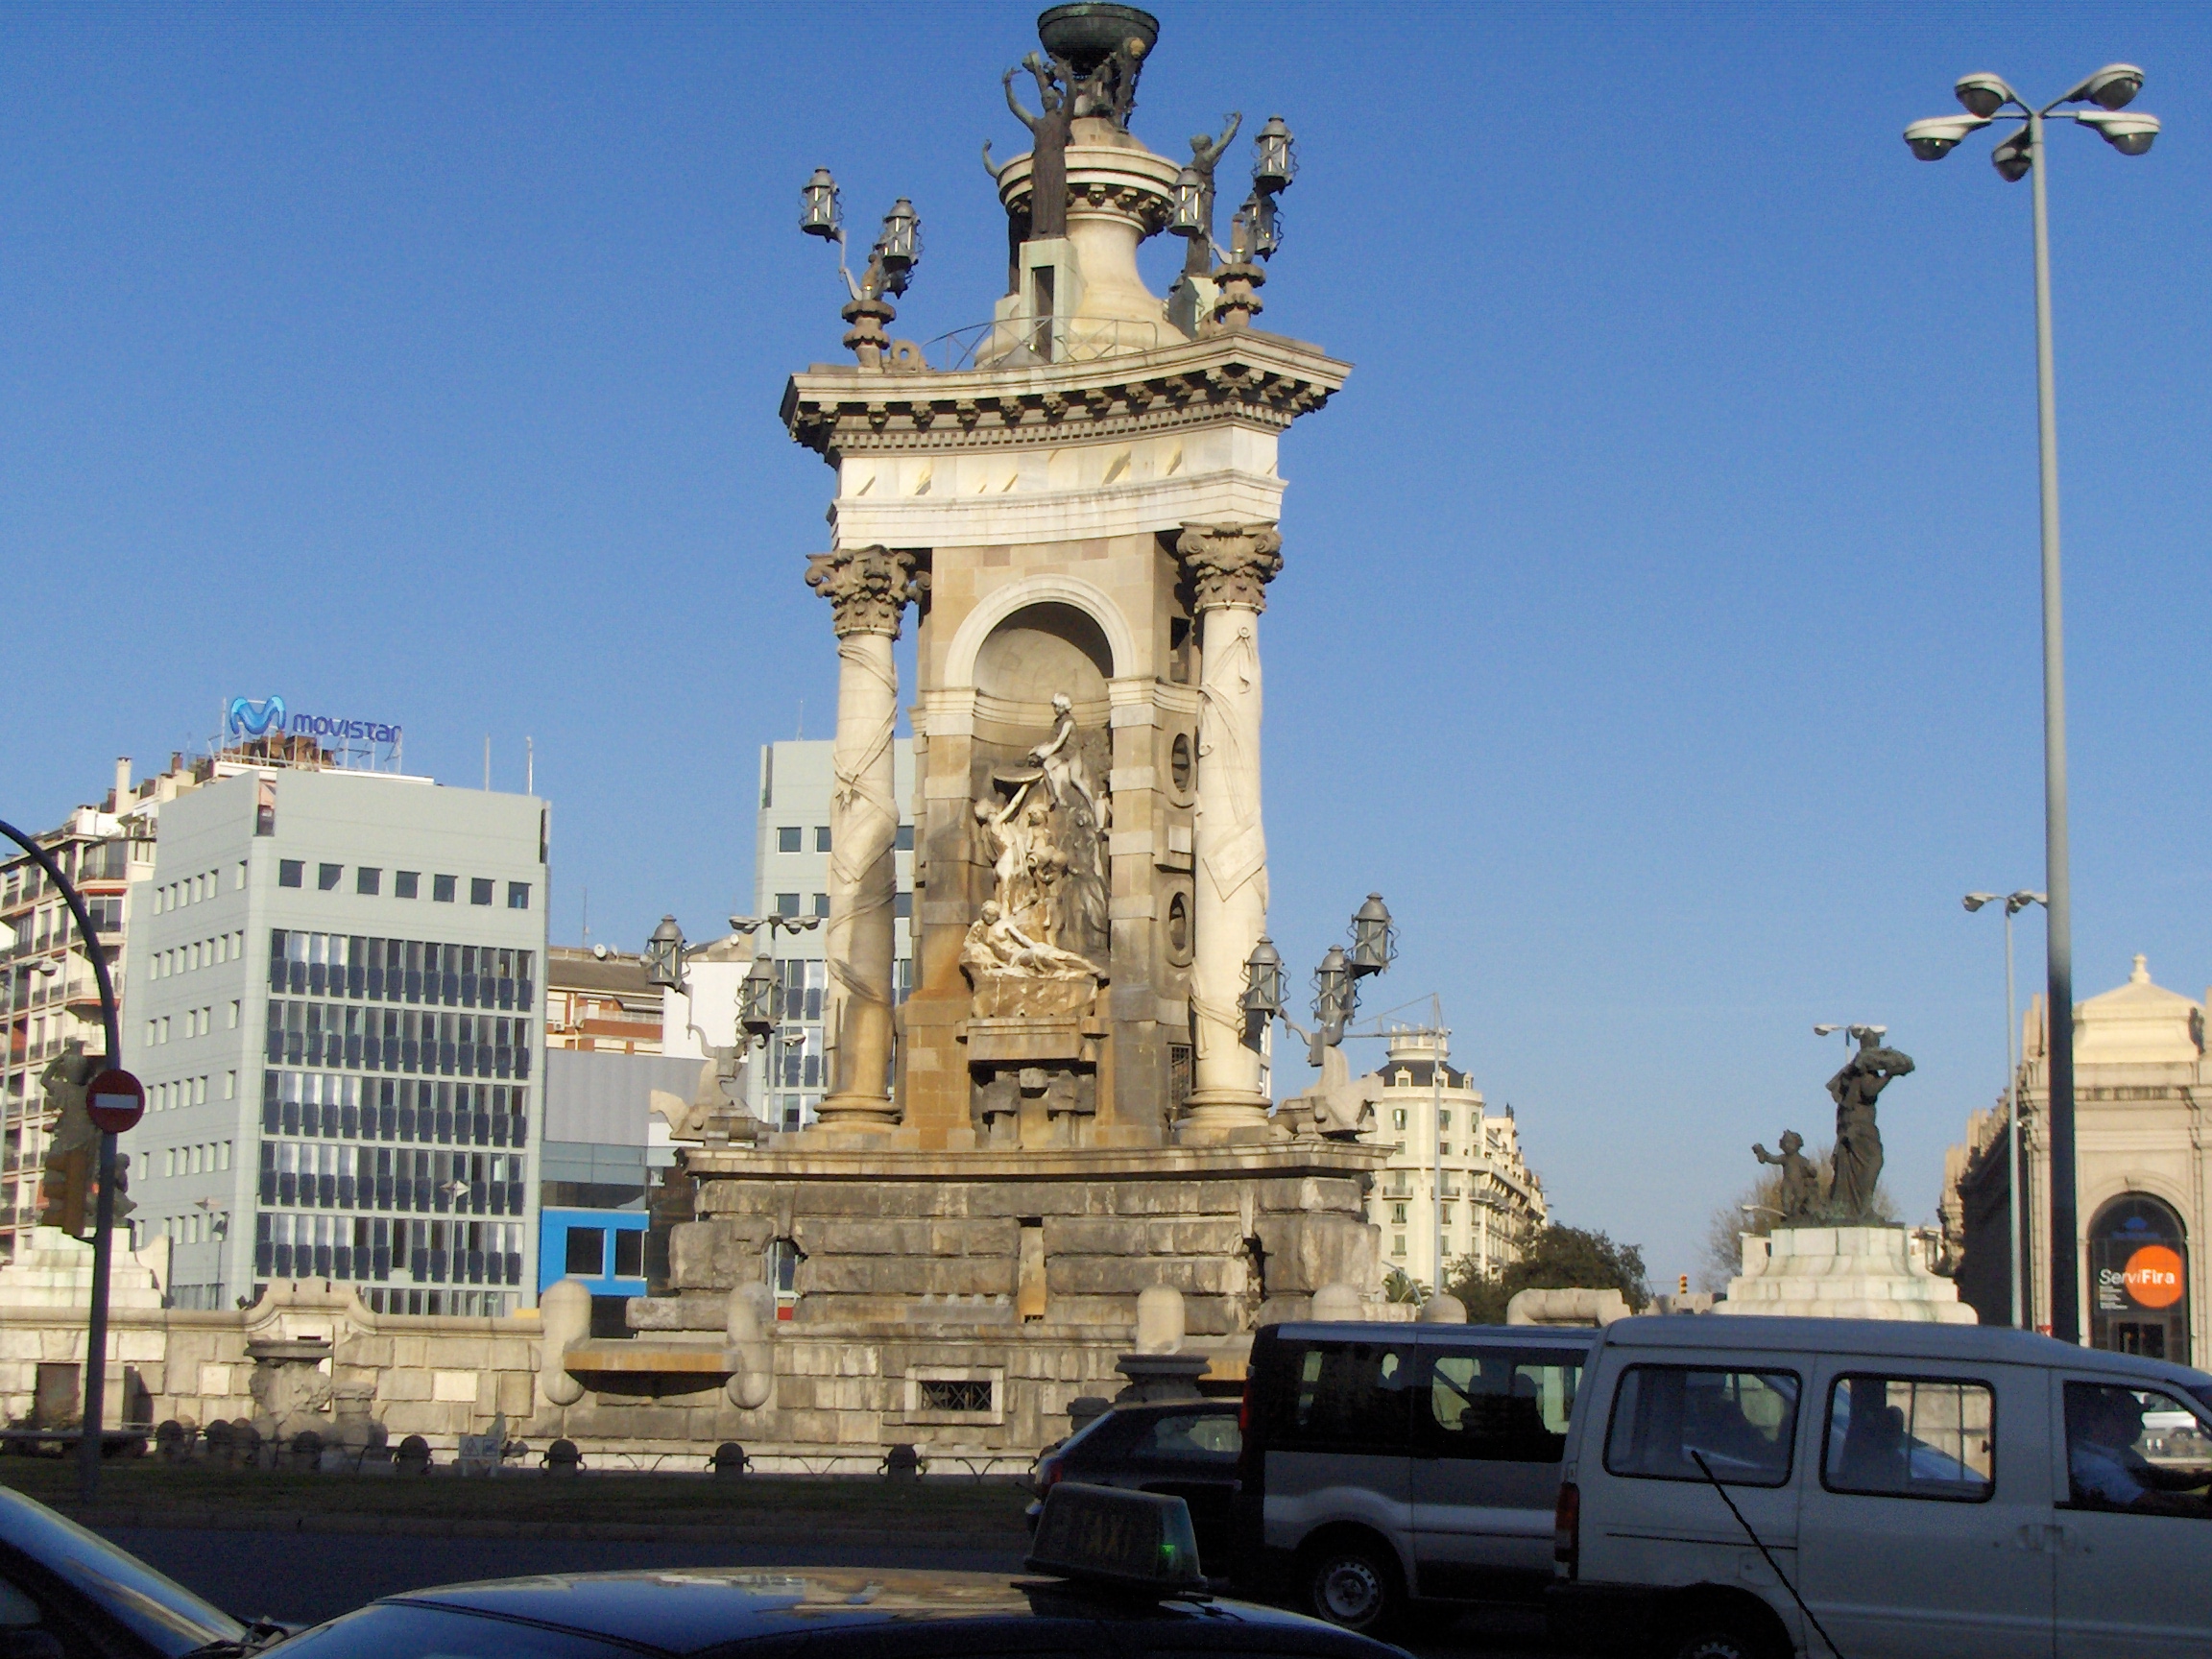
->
[85,1070,145,1135]
[1024,1482,1205,1593]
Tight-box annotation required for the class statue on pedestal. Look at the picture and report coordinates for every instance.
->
[1751,1129,1819,1222]
[1825,1028,1914,1220]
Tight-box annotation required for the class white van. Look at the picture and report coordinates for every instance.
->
[1551,1316,2212,1659]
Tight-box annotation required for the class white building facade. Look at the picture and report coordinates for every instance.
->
[750,739,915,1132]
[1363,1031,1547,1294]
[120,762,547,1313]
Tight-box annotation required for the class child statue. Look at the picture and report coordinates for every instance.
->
[1751,1130,1819,1223]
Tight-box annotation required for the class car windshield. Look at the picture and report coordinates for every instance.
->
[0,1487,244,1656]
[267,1603,640,1659]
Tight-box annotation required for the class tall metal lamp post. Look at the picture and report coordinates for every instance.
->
[1903,62,2160,1345]
[1964,889,2048,1330]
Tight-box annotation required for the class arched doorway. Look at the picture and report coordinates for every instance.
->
[2089,1193,2189,1361]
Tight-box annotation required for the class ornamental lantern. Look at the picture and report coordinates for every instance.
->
[799,168,842,239]
[1252,115,1297,194]
[739,952,780,1041]
[1241,936,1286,1020]
[642,916,685,990]
[1311,945,1355,1031]
[1348,893,1395,977]
[1247,193,1281,260]
[1169,165,1206,238]
[878,199,922,276]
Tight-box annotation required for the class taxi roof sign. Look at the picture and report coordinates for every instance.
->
[1023,1483,1205,1593]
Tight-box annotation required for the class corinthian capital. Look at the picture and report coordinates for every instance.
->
[1177,522,1284,613]
[805,545,927,638]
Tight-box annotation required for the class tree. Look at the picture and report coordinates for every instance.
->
[1696,1142,1899,1292]
[1447,1224,1651,1325]
[1381,1267,1429,1306]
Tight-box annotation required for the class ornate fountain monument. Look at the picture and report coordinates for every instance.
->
[529,6,1391,1456]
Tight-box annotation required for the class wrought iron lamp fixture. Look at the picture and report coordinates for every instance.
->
[799,167,925,366]
[1240,893,1395,1065]
[642,915,686,991]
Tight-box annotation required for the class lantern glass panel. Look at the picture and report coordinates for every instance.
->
[879,200,920,268]
[1253,116,1297,193]
[800,170,841,238]
[1170,168,1205,237]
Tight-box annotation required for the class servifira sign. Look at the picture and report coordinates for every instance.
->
[228,695,401,747]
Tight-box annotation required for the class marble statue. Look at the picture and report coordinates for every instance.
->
[1826,1029,1914,1220]
[960,901,1101,982]
[1752,1129,1819,1222]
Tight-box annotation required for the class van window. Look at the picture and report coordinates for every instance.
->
[1419,1347,1582,1462]
[1274,1340,1412,1455]
[2063,1382,2212,1519]
[1603,1365,1799,1487]
[1823,1375,1995,1502]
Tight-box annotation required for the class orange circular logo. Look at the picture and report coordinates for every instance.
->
[2123,1245,2184,1309]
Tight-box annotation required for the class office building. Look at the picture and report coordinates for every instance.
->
[120,758,547,1313]
[752,739,915,1131]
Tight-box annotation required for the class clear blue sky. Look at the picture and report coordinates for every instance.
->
[6,2,2207,1284]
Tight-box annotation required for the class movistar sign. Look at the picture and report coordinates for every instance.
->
[228,695,401,747]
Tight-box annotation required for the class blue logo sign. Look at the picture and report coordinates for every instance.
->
[227,695,400,748]
[228,695,287,737]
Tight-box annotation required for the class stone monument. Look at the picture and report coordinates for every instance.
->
[531,7,1386,1457]
[1725,1029,1973,1323]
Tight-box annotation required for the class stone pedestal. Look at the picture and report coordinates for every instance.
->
[1721,1225,1977,1323]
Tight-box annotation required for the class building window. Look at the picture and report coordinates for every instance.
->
[278,860,303,888]
[469,878,493,906]
[255,779,276,836]
[775,893,800,918]
[894,891,912,920]
[918,1379,992,1412]
[433,876,457,903]
[613,1230,644,1278]
[811,893,830,918]
[396,871,420,900]
[565,1228,606,1276]
[318,863,342,892]
[1393,1108,1407,1130]
[896,824,914,852]
[777,827,802,854]
[1439,1110,1451,1130]
[357,868,381,896]
[507,882,530,910]
[1392,1235,1407,1257]
[1390,1203,1408,1225]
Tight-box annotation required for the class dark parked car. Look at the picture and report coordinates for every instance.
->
[0,1482,275,1659]
[260,1485,1407,1659]
[1030,1400,1243,1566]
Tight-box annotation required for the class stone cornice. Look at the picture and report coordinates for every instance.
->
[781,331,1351,460]
[685,1139,1387,1184]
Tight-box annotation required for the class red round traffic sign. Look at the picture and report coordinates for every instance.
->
[85,1070,145,1135]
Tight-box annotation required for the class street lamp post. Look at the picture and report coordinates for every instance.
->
[1904,62,2161,1345]
[1964,890,2048,1329]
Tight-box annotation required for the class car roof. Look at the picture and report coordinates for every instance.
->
[1593,1314,2212,1389]
[1266,1321,1602,1348]
[385,1568,1371,1652]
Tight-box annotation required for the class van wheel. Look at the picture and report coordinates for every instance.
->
[1303,1539,1403,1637]
[1671,1623,1778,1659]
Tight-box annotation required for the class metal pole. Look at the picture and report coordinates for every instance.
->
[2027,109,2080,1344]
[2004,904,2022,1329]
[0,821,124,1499]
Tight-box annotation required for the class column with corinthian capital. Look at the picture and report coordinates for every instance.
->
[1175,522,1283,1142]
[804,544,926,1132]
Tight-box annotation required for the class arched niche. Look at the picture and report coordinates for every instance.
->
[941,573,1140,701]
[974,602,1113,724]
[2089,1191,2191,1362]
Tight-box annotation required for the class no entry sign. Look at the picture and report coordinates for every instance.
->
[85,1070,145,1135]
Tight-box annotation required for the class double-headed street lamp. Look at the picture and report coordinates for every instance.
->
[642,917,785,1129]
[1904,63,2161,1345]
[1964,889,2047,1330]
[799,170,923,368]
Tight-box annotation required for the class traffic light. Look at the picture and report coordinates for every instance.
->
[38,1142,93,1237]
